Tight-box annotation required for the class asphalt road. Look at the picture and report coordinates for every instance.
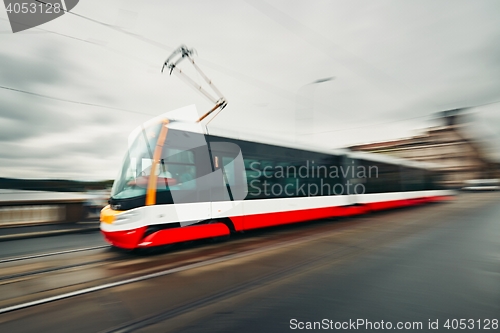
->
[141,193,500,333]
[183,207,497,332]
[0,192,498,333]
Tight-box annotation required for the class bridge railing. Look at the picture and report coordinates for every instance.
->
[0,190,108,228]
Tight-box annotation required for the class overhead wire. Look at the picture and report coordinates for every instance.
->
[33,0,174,52]
[0,85,156,116]
[4,2,328,106]
[28,1,303,104]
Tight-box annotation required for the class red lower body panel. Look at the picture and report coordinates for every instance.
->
[241,205,367,230]
[104,195,453,249]
[103,223,230,249]
[427,195,454,202]
[365,199,413,212]
[364,195,453,212]
[139,223,230,247]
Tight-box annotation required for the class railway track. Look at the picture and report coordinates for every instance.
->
[0,245,125,311]
[0,219,349,314]
[0,245,110,264]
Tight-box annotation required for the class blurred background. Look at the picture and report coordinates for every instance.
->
[1,0,500,225]
[0,2,499,332]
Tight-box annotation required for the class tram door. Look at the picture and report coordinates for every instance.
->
[158,129,213,224]
[207,142,247,223]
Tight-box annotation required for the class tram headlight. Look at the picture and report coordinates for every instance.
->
[114,209,143,225]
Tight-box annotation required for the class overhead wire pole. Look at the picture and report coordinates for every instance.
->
[161,45,227,123]
[295,77,335,143]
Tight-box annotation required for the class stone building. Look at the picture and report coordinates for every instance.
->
[349,109,499,188]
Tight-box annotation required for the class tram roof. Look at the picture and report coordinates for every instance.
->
[163,117,439,170]
[208,123,441,170]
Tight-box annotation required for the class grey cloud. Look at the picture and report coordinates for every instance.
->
[0,44,85,142]
[0,98,81,142]
[0,129,127,179]
[0,47,68,89]
[1,0,500,180]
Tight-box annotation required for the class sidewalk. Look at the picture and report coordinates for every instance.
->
[0,220,100,241]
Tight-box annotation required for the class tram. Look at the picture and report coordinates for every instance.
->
[100,45,452,249]
[100,106,452,249]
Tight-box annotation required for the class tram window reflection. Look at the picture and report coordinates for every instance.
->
[157,148,196,191]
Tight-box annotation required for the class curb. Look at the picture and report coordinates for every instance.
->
[0,224,100,242]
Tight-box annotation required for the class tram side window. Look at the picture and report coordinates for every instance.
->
[422,170,431,190]
[362,161,401,193]
[222,156,236,186]
[423,169,443,190]
[243,154,346,198]
[238,140,344,199]
[268,159,313,198]
[221,155,247,194]
[277,159,308,197]
[155,145,218,204]
[426,170,444,190]
[158,148,196,191]
[274,160,300,197]
[244,158,261,198]
[401,167,424,191]
[244,159,278,199]
[244,157,338,198]
[204,143,248,201]
[261,160,274,180]
[301,154,342,196]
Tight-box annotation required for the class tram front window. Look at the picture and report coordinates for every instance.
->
[111,123,162,200]
[110,123,210,210]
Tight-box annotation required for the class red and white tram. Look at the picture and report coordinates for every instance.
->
[100,106,453,249]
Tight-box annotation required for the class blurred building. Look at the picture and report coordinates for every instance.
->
[349,109,500,188]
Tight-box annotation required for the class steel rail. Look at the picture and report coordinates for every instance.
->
[0,245,109,264]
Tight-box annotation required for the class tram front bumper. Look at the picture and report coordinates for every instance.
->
[101,226,147,249]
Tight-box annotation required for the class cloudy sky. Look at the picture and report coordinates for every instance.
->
[1,0,499,180]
